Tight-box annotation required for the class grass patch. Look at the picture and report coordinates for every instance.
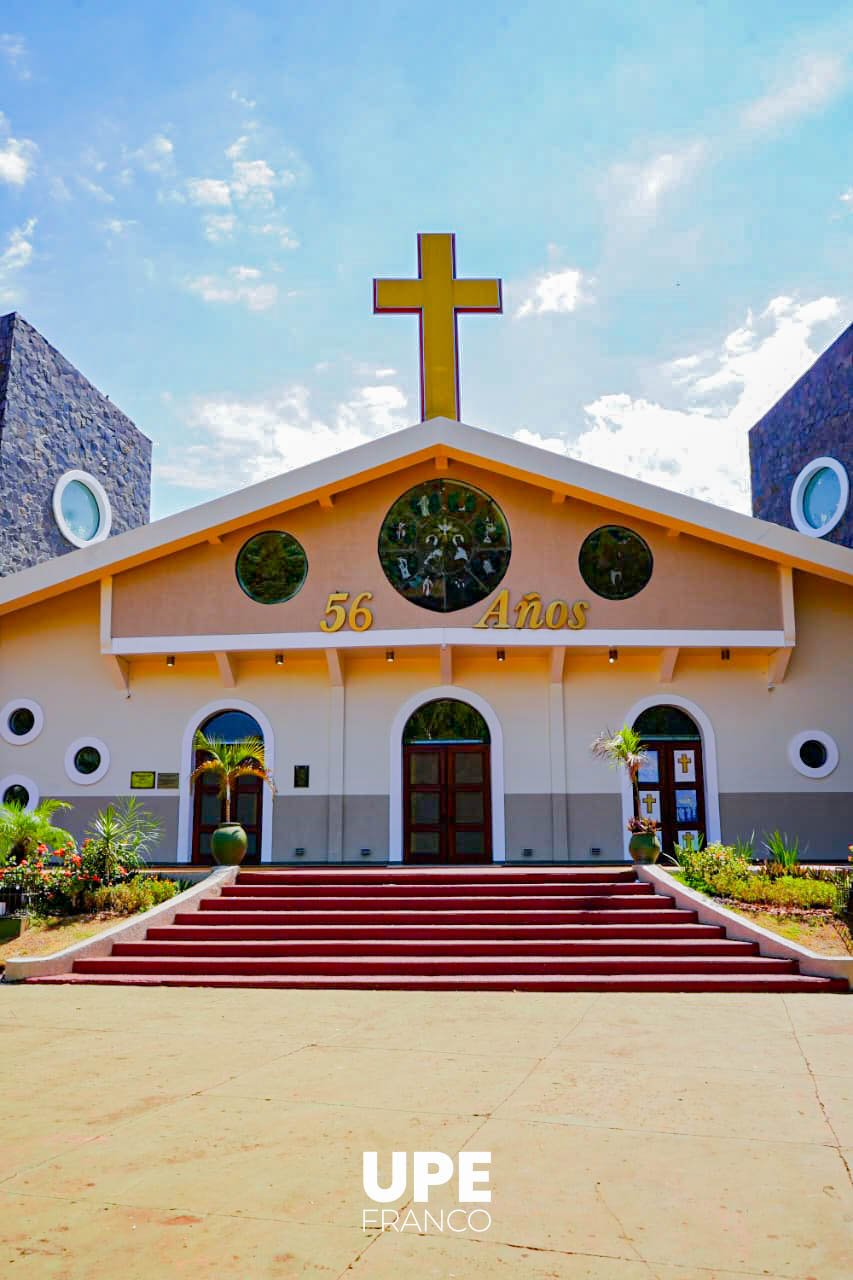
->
[0,913,124,965]
[720,902,853,957]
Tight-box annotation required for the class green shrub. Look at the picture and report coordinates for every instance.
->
[761,830,807,876]
[83,876,177,915]
[674,841,752,895]
[722,875,836,909]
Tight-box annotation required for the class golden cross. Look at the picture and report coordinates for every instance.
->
[374,233,502,421]
[643,793,655,815]
[677,753,691,774]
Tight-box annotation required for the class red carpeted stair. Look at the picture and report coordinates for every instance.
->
[30,867,847,991]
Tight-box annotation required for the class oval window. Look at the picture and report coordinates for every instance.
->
[8,707,35,737]
[3,783,30,807]
[74,745,102,775]
[52,470,112,548]
[798,738,828,770]
[790,457,849,537]
[579,526,653,600]
[235,531,308,605]
[378,480,511,612]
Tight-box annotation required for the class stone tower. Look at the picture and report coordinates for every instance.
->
[749,322,852,548]
[0,313,151,576]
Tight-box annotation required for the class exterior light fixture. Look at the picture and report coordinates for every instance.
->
[721,648,731,661]
[385,650,395,662]
[275,653,284,665]
[166,655,175,668]
[608,648,618,664]
[496,649,506,662]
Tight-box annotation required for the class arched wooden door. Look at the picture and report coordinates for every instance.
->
[633,705,706,857]
[191,709,264,865]
[402,699,492,864]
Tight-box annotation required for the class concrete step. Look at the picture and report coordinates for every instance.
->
[181,908,695,926]
[235,868,639,885]
[114,937,758,959]
[150,922,727,942]
[201,893,676,912]
[32,972,850,993]
[222,880,657,898]
[72,954,797,977]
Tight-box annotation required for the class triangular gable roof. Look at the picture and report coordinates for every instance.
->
[1,416,852,615]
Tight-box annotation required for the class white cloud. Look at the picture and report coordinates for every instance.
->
[203,213,235,242]
[49,177,72,201]
[516,267,590,318]
[0,218,36,302]
[0,33,30,79]
[841,187,853,206]
[0,118,37,186]
[231,158,283,202]
[103,218,136,235]
[187,177,232,206]
[606,142,705,217]
[77,176,114,203]
[514,294,842,512]
[374,368,396,378]
[230,89,257,110]
[186,265,278,311]
[156,381,408,492]
[132,133,174,175]
[225,136,249,160]
[743,52,847,132]
[252,220,299,249]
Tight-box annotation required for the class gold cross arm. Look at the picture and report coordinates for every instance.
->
[373,233,502,421]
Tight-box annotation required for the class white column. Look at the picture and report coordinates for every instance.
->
[548,649,568,861]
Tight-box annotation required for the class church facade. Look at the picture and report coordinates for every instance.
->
[0,239,851,866]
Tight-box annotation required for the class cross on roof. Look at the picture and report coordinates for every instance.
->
[373,233,502,422]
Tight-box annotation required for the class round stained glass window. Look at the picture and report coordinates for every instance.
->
[61,480,101,542]
[802,468,842,530]
[8,707,35,737]
[3,783,29,807]
[73,745,102,776]
[235,531,308,605]
[578,526,653,600]
[378,480,511,612]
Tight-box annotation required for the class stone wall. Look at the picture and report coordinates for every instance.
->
[0,312,152,576]
[749,321,852,548]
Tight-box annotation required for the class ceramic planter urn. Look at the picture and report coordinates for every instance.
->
[628,832,661,864]
[211,823,248,865]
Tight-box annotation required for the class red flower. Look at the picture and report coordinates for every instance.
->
[118,867,126,876]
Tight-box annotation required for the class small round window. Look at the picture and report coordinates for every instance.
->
[64,737,110,785]
[788,730,838,779]
[74,746,101,775]
[1,698,44,746]
[790,457,849,538]
[0,775,38,810]
[236,531,308,605]
[52,470,112,548]
[578,526,653,600]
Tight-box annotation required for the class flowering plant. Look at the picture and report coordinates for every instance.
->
[627,816,659,835]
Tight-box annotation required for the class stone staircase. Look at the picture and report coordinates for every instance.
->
[30,867,848,991]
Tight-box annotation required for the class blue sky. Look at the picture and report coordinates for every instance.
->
[1,0,851,519]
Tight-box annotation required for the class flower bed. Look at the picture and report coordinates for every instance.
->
[672,840,852,917]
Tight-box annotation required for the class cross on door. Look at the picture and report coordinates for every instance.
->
[643,794,655,814]
[677,753,691,774]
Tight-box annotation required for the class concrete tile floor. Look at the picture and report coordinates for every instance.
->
[1,988,851,1279]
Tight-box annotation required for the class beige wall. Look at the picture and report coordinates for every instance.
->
[2,566,850,861]
[110,460,783,638]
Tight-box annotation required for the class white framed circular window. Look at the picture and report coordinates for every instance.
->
[64,737,110,786]
[1,774,40,811]
[52,470,112,548]
[790,457,849,538]
[0,698,44,746]
[788,730,839,779]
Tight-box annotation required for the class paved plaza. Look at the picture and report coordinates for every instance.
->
[2,987,852,1278]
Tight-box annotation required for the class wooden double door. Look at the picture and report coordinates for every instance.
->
[636,739,706,857]
[191,767,263,864]
[404,743,492,864]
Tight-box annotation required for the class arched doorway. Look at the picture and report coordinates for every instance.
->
[402,698,492,864]
[191,708,265,864]
[632,704,707,857]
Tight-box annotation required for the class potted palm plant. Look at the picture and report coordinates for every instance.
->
[190,732,275,864]
[591,724,661,863]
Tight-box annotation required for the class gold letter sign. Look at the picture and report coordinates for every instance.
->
[474,590,588,630]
